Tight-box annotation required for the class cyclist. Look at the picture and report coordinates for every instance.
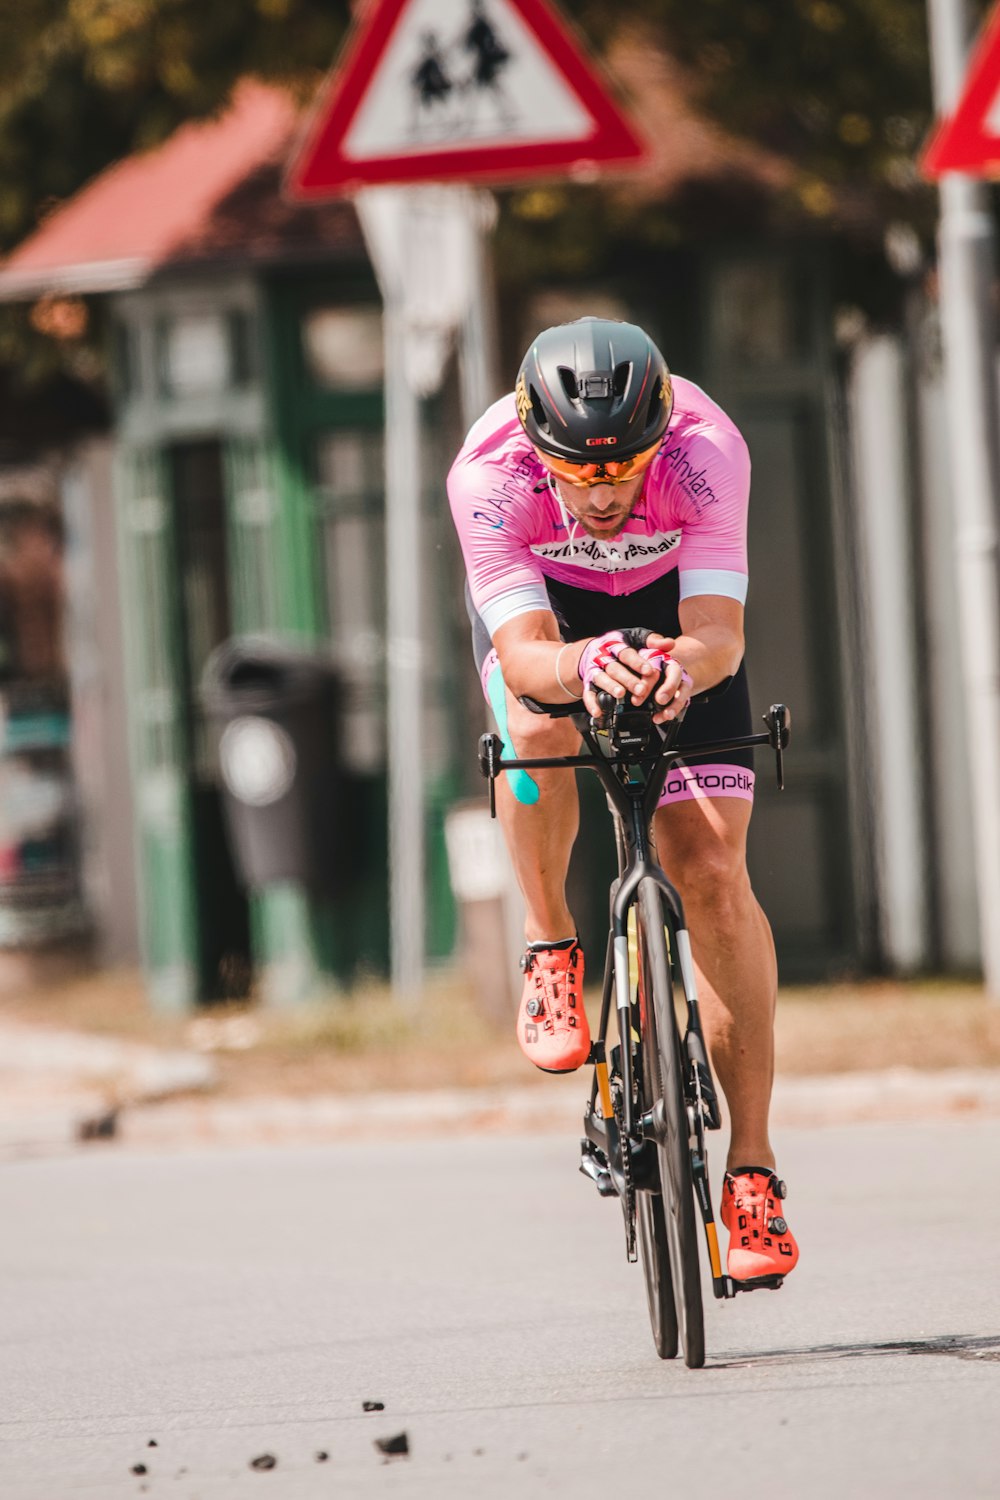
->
[447,317,797,1283]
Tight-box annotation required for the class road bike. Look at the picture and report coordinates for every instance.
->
[479,674,791,1368]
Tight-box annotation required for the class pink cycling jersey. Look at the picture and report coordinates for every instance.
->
[447,377,751,637]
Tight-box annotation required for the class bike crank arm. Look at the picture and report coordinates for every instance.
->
[689,1144,727,1296]
[690,1146,786,1298]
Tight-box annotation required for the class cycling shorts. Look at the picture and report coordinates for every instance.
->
[466,570,755,808]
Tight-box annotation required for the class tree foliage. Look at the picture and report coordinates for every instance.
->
[0,0,973,256]
[0,1,350,253]
[0,0,989,374]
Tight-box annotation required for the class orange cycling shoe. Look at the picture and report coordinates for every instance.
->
[721,1166,799,1281]
[517,940,590,1073]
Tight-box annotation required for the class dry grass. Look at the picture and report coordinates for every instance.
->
[775,979,1000,1076]
[1,956,998,1099]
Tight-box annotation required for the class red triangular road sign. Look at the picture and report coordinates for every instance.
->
[285,0,646,197]
[923,4,1000,177]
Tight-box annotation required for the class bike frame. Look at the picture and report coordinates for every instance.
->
[479,695,790,1298]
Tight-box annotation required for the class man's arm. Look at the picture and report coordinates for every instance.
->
[493,593,743,723]
[492,609,587,702]
[672,593,745,699]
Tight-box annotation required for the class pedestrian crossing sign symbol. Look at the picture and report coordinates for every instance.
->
[286,0,646,196]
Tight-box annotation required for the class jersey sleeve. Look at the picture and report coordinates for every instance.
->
[447,451,551,636]
[671,425,750,605]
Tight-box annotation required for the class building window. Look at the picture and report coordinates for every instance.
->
[302,307,383,391]
[713,261,798,366]
[160,313,233,397]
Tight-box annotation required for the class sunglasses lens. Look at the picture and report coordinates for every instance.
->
[536,441,661,486]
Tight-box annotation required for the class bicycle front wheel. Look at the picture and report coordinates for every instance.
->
[636,877,705,1369]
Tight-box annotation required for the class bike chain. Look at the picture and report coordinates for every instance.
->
[613,1086,637,1263]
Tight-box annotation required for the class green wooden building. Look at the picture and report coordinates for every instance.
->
[0,83,460,1008]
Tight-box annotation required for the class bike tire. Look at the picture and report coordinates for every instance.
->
[636,1189,678,1359]
[633,904,679,1360]
[636,877,705,1369]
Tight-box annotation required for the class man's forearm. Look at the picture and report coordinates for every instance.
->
[498,639,587,702]
[669,625,744,695]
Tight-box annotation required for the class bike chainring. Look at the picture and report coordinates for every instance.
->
[612,1086,637,1263]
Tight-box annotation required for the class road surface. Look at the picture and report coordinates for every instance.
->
[1,1119,998,1497]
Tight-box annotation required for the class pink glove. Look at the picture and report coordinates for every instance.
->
[638,646,694,704]
[578,630,694,707]
[577,631,628,693]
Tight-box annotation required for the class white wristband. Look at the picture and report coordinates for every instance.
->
[554,643,584,700]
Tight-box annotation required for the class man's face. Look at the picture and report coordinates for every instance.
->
[551,472,646,540]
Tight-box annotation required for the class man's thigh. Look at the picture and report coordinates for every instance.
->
[653,794,752,888]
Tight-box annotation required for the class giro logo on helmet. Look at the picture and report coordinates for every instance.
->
[586,436,618,447]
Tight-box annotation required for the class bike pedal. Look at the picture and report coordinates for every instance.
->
[579,1141,616,1198]
[729,1273,785,1294]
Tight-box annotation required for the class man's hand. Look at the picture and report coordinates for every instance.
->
[578,631,693,724]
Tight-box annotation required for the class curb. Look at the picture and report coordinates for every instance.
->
[0,1022,216,1156]
[110,1065,1000,1151]
[2,1016,998,1156]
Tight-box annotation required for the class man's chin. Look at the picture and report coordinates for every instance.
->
[580,518,627,539]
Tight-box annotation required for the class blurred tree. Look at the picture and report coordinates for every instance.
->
[0,0,991,372]
[0,1,350,255]
[574,0,939,212]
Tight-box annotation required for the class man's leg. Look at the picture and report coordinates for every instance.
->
[495,687,581,943]
[653,794,777,1172]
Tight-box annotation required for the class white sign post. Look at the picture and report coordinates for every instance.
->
[926,0,1000,1002]
[356,185,484,998]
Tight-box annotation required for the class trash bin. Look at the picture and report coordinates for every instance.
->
[201,638,346,893]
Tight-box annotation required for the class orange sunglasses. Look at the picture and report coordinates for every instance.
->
[534,438,662,488]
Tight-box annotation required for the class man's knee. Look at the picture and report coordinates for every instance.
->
[660,822,751,918]
[505,697,580,757]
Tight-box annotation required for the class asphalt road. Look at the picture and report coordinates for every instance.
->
[1,1120,998,1499]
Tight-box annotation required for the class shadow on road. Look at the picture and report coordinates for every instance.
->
[712,1333,1000,1370]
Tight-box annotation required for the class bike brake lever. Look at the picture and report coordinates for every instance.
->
[478,732,503,817]
[763,704,791,790]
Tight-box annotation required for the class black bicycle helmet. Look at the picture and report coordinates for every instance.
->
[515,317,673,462]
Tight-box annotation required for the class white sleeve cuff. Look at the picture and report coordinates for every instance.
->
[678,569,748,604]
[478,583,553,635]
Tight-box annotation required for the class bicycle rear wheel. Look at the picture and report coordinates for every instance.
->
[636,877,705,1369]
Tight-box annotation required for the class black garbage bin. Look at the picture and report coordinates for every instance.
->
[201,638,346,893]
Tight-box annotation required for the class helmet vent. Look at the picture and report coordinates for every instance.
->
[613,362,631,399]
[528,384,550,433]
[557,366,579,401]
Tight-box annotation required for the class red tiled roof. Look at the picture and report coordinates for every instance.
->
[0,81,363,299]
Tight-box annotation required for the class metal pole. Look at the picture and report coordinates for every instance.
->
[928,0,1000,999]
[455,192,527,978]
[457,191,500,422]
[384,291,425,1001]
